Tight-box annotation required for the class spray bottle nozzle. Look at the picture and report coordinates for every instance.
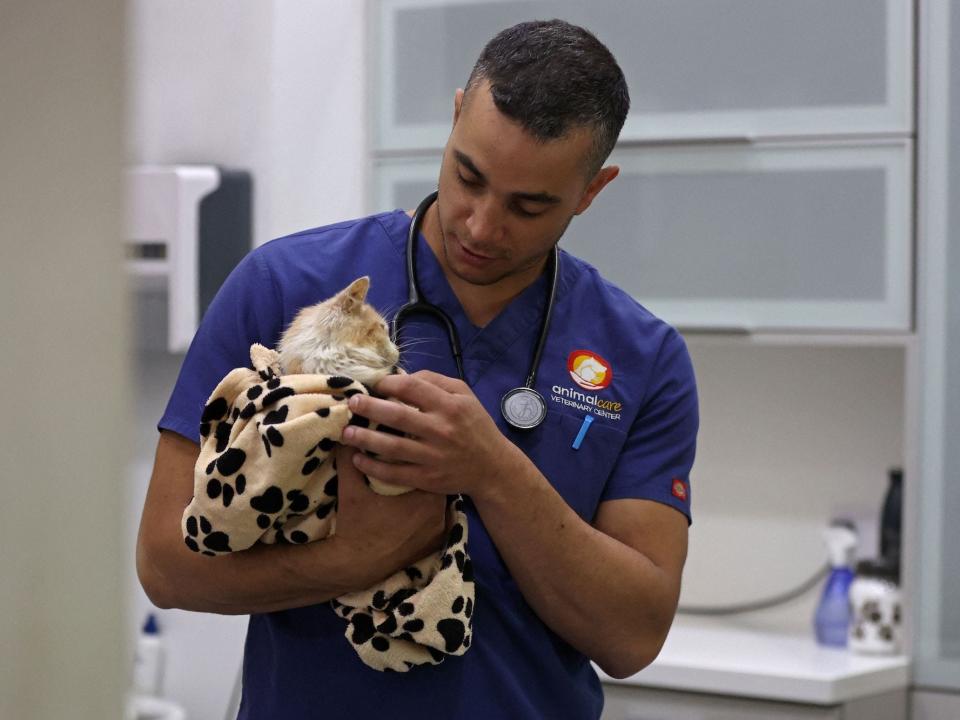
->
[822,520,858,568]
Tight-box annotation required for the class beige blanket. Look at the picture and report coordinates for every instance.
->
[181,343,474,671]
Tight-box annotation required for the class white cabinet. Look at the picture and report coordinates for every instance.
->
[602,685,840,720]
[595,624,910,720]
[374,140,913,332]
[564,140,912,332]
[601,685,907,720]
[368,1,915,333]
[374,155,440,213]
[373,0,912,150]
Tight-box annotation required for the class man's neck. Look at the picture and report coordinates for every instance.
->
[418,204,545,327]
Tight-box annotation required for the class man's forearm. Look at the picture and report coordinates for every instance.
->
[137,532,369,615]
[137,433,447,617]
[471,445,683,678]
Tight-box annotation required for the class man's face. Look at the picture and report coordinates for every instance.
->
[433,81,607,288]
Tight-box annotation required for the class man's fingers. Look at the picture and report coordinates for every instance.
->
[347,393,435,438]
[351,451,422,490]
[341,424,429,465]
[410,370,469,394]
[372,371,465,408]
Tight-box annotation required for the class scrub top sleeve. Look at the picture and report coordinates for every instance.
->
[157,249,284,444]
[600,328,699,523]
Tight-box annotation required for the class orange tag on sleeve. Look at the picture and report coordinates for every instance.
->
[671,478,688,501]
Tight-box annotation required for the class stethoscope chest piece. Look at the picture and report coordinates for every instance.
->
[501,387,548,430]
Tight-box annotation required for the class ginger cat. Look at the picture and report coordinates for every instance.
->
[277,276,407,496]
[278,276,399,385]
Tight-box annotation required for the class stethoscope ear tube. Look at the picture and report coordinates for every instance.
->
[525,245,559,390]
[392,300,465,381]
[404,191,439,306]
[393,190,466,380]
[393,191,559,431]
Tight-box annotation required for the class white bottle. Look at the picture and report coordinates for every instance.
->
[133,613,165,697]
[848,559,902,655]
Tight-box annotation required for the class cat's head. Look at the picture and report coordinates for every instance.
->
[278,276,400,384]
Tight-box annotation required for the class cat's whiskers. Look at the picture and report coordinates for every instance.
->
[377,304,401,320]
[395,337,435,351]
[395,349,446,366]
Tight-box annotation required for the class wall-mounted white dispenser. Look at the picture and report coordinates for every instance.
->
[124,165,252,352]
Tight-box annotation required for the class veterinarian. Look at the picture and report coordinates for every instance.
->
[136,19,698,719]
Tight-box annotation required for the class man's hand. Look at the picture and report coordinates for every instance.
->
[339,371,688,679]
[339,370,524,499]
[329,445,448,589]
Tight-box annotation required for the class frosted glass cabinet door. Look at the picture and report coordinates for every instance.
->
[374,142,912,333]
[561,141,912,332]
[374,157,442,212]
[373,0,912,150]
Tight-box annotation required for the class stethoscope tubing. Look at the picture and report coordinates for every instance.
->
[392,191,558,429]
[393,191,466,379]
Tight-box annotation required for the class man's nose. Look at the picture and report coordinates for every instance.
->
[465,196,505,245]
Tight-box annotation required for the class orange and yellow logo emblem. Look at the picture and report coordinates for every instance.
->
[567,349,613,391]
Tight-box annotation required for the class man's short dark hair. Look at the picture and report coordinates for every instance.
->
[464,19,630,179]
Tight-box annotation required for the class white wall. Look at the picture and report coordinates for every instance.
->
[681,341,905,634]
[125,0,368,246]
[0,1,127,718]
[124,3,368,719]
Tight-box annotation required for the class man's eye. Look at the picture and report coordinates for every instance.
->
[513,204,542,219]
[457,171,480,187]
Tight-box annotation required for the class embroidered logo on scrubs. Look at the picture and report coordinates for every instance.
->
[566,350,612,391]
[671,478,688,502]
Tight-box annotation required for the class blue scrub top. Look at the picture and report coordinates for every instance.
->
[159,209,698,720]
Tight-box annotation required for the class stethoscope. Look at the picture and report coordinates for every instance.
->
[391,191,559,431]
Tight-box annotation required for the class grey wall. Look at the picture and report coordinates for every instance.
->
[0,1,127,718]
[939,0,960,661]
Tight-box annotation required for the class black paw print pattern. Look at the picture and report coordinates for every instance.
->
[184,443,251,555]
[184,514,232,555]
[333,579,474,668]
[189,371,371,558]
[329,496,474,670]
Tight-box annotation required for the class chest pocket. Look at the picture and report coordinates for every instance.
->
[510,410,628,523]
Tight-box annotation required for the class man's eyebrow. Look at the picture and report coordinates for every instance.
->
[453,149,563,205]
[454,150,485,181]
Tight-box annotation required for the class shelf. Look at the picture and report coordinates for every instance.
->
[595,622,910,705]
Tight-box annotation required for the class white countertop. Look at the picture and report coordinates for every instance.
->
[595,622,910,705]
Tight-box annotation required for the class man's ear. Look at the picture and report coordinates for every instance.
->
[453,88,465,128]
[574,166,620,215]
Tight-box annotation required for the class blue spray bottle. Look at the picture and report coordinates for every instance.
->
[813,522,858,647]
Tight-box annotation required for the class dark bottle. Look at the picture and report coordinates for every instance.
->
[880,468,903,574]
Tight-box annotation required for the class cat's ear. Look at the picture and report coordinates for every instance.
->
[336,276,370,312]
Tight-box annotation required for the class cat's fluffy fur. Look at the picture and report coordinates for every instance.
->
[278,276,399,385]
[277,276,407,496]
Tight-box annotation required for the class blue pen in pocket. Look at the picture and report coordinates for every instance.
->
[571,415,594,450]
